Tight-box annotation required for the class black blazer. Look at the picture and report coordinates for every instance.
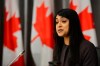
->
[60,39,98,66]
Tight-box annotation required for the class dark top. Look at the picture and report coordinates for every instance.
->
[60,39,98,66]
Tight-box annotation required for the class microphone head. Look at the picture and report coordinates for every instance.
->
[21,50,25,55]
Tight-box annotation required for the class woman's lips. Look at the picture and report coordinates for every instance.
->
[58,29,63,33]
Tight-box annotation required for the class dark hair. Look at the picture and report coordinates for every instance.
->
[53,8,85,65]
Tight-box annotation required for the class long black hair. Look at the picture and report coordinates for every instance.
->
[53,8,85,65]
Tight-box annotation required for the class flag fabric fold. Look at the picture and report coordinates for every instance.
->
[69,0,98,47]
[30,0,54,66]
[2,0,25,66]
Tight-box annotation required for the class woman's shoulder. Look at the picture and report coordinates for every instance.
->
[80,39,96,50]
[79,40,98,66]
[79,39,97,55]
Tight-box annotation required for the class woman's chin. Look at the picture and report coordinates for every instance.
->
[58,34,64,37]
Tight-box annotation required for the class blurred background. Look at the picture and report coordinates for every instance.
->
[0,0,100,66]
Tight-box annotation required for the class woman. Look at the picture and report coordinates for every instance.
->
[52,8,98,66]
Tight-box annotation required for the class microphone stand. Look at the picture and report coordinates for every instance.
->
[7,50,25,66]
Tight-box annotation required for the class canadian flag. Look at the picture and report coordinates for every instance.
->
[30,0,54,66]
[2,0,25,66]
[69,0,98,47]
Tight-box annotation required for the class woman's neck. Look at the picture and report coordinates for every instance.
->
[64,36,70,45]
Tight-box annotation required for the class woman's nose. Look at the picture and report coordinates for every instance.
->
[58,22,62,27]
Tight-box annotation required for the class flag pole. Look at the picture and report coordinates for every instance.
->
[24,0,28,65]
[62,0,69,8]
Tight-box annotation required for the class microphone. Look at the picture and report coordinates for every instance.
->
[49,61,61,66]
[7,50,25,66]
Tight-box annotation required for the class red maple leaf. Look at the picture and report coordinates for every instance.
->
[69,1,94,41]
[69,0,77,10]
[33,3,54,48]
[4,10,21,51]
[79,7,94,41]
[79,7,94,31]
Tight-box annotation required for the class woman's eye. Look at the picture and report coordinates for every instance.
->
[62,21,66,23]
[56,22,58,24]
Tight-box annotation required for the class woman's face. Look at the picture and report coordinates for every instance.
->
[56,15,69,37]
